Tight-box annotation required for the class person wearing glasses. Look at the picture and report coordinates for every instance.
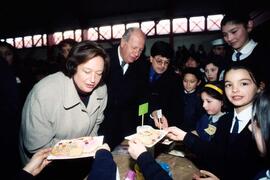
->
[138,41,184,128]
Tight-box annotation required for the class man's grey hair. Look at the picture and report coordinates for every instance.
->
[122,27,145,41]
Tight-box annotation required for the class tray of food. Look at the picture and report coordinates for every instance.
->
[125,125,167,148]
[47,136,104,160]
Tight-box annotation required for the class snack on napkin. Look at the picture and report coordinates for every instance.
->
[125,126,167,147]
[48,136,103,159]
[136,128,162,146]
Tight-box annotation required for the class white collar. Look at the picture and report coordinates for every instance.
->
[118,46,124,65]
[211,112,226,123]
[184,89,196,94]
[234,104,253,121]
[117,46,128,73]
[232,39,257,61]
[231,104,253,133]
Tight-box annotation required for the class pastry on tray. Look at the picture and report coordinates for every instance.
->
[125,125,167,147]
[47,136,104,160]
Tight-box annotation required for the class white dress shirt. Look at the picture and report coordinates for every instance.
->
[231,104,253,133]
[118,46,129,74]
[232,39,257,61]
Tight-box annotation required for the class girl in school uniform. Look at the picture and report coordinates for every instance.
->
[221,12,269,85]
[195,81,227,142]
[166,64,267,180]
[192,81,270,180]
[179,67,205,131]
[203,56,224,83]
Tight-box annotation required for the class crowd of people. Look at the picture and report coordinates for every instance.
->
[1,11,270,180]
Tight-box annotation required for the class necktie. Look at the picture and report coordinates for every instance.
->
[232,117,239,133]
[208,116,213,124]
[235,52,242,61]
[121,61,126,68]
[120,61,126,73]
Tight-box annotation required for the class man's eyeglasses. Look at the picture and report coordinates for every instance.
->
[154,57,170,66]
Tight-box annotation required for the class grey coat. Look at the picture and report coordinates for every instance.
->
[19,72,107,165]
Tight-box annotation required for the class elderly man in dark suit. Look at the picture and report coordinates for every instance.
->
[99,27,146,149]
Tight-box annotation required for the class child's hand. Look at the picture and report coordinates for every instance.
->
[128,139,147,160]
[166,126,187,141]
[192,170,220,180]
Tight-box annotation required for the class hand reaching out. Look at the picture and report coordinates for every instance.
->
[96,143,111,152]
[151,110,168,129]
[166,126,187,141]
[192,170,220,180]
[93,143,111,158]
[23,148,52,176]
[128,139,147,160]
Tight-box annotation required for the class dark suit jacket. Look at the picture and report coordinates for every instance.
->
[99,46,145,149]
[230,43,270,84]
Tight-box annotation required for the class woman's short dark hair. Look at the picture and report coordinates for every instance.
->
[65,40,110,85]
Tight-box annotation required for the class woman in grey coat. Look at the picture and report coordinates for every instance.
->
[19,40,110,180]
